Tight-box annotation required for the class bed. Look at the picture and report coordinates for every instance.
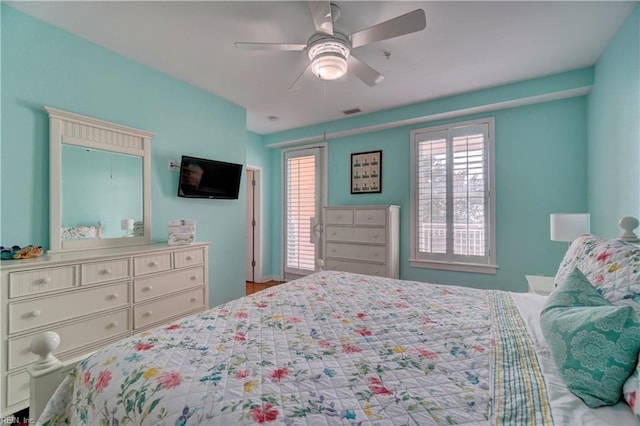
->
[29,230,640,425]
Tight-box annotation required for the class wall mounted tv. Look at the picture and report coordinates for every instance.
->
[177,155,243,199]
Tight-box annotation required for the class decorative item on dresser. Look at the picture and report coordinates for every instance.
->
[322,205,399,278]
[0,242,209,417]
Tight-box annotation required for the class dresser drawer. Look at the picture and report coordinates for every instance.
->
[325,226,386,244]
[326,243,386,263]
[134,266,204,302]
[81,258,130,285]
[325,209,354,225]
[174,248,205,268]
[7,309,130,370]
[134,253,172,276]
[325,259,387,277]
[355,209,387,226]
[9,266,76,298]
[134,287,204,329]
[9,282,129,334]
[6,369,29,407]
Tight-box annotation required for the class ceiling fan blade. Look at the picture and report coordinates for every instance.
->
[288,63,311,92]
[350,9,426,49]
[234,42,307,51]
[348,55,384,87]
[308,1,333,35]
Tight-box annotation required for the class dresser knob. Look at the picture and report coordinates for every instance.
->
[108,293,118,300]
[332,232,337,236]
[331,249,336,253]
[337,215,342,219]
[102,268,112,275]
[186,255,193,261]
[38,277,52,285]
[373,234,379,239]
[374,252,379,257]
[190,297,198,303]
[30,310,41,318]
[367,215,373,220]
[149,261,158,267]
[143,285,153,291]
[143,311,153,317]
[107,321,119,329]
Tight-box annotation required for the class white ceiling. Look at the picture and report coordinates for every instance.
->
[7,1,637,135]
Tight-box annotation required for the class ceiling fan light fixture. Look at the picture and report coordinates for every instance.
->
[308,38,350,81]
[311,52,348,80]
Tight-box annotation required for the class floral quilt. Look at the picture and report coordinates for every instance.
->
[39,271,550,425]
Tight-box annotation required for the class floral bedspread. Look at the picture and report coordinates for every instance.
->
[39,271,547,425]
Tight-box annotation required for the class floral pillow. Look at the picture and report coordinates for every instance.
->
[624,362,640,420]
[61,225,101,240]
[553,234,640,306]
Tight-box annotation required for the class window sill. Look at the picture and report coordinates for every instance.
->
[409,259,498,274]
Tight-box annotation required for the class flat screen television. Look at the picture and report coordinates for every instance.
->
[177,155,243,199]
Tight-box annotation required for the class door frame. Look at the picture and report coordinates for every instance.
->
[246,164,263,283]
[281,143,328,281]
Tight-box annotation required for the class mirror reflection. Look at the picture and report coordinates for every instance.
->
[61,145,143,240]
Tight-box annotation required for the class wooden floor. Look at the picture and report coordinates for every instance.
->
[246,280,284,295]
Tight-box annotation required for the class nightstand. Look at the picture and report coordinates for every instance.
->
[525,275,555,295]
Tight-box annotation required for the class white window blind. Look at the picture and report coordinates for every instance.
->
[285,153,316,273]
[410,118,496,273]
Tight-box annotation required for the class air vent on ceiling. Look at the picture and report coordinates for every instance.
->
[342,108,362,115]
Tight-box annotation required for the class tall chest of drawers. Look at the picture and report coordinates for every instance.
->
[323,205,400,278]
[0,243,209,416]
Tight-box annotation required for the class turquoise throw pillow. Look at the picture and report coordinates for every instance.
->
[540,267,640,408]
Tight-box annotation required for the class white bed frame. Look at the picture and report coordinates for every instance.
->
[26,217,640,421]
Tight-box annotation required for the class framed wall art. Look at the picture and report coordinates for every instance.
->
[351,150,382,194]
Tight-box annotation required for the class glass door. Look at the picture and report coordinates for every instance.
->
[283,146,326,280]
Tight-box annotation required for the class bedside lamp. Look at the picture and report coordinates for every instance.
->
[550,213,590,246]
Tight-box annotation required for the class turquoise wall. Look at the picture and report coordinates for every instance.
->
[2,2,636,297]
[1,5,247,306]
[264,69,594,146]
[246,131,273,280]
[266,75,591,291]
[587,4,640,237]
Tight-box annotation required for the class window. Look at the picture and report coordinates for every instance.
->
[410,118,496,274]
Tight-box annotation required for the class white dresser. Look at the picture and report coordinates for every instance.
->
[323,205,400,278]
[0,242,209,416]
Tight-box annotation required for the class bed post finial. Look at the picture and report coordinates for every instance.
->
[29,331,65,421]
[619,216,640,243]
[30,331,62,371]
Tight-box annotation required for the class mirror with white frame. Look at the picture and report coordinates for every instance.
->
[47,107,154,252]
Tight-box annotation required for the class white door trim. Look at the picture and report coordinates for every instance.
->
[246,164,263,283]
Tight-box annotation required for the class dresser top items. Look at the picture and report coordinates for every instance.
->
[0,242,209,272]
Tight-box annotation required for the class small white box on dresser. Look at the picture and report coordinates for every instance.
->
[525,275,555,295]
[0,242,209,417]
[323,205,400,278]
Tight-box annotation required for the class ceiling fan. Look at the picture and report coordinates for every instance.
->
[235,1,426,90]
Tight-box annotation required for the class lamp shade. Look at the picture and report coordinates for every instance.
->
[308,38,350,81]
[550,213,590,242]
[311,53,347,80]
[121,219,134,231]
